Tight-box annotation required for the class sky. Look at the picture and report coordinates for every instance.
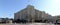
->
[0,0,60,18]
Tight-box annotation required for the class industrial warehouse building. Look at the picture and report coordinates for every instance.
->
[14,5,53,23]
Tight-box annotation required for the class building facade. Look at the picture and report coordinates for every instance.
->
[14,5,52,23]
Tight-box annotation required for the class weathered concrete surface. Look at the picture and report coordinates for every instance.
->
[0,23,54,25]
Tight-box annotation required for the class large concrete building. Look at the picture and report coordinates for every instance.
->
[14,5,52,23]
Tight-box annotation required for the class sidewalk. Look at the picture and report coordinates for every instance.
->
[0,23,54,25]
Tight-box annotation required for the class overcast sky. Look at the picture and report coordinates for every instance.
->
[0,0,60,18]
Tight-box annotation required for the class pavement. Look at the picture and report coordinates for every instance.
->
[0,23,54,25]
